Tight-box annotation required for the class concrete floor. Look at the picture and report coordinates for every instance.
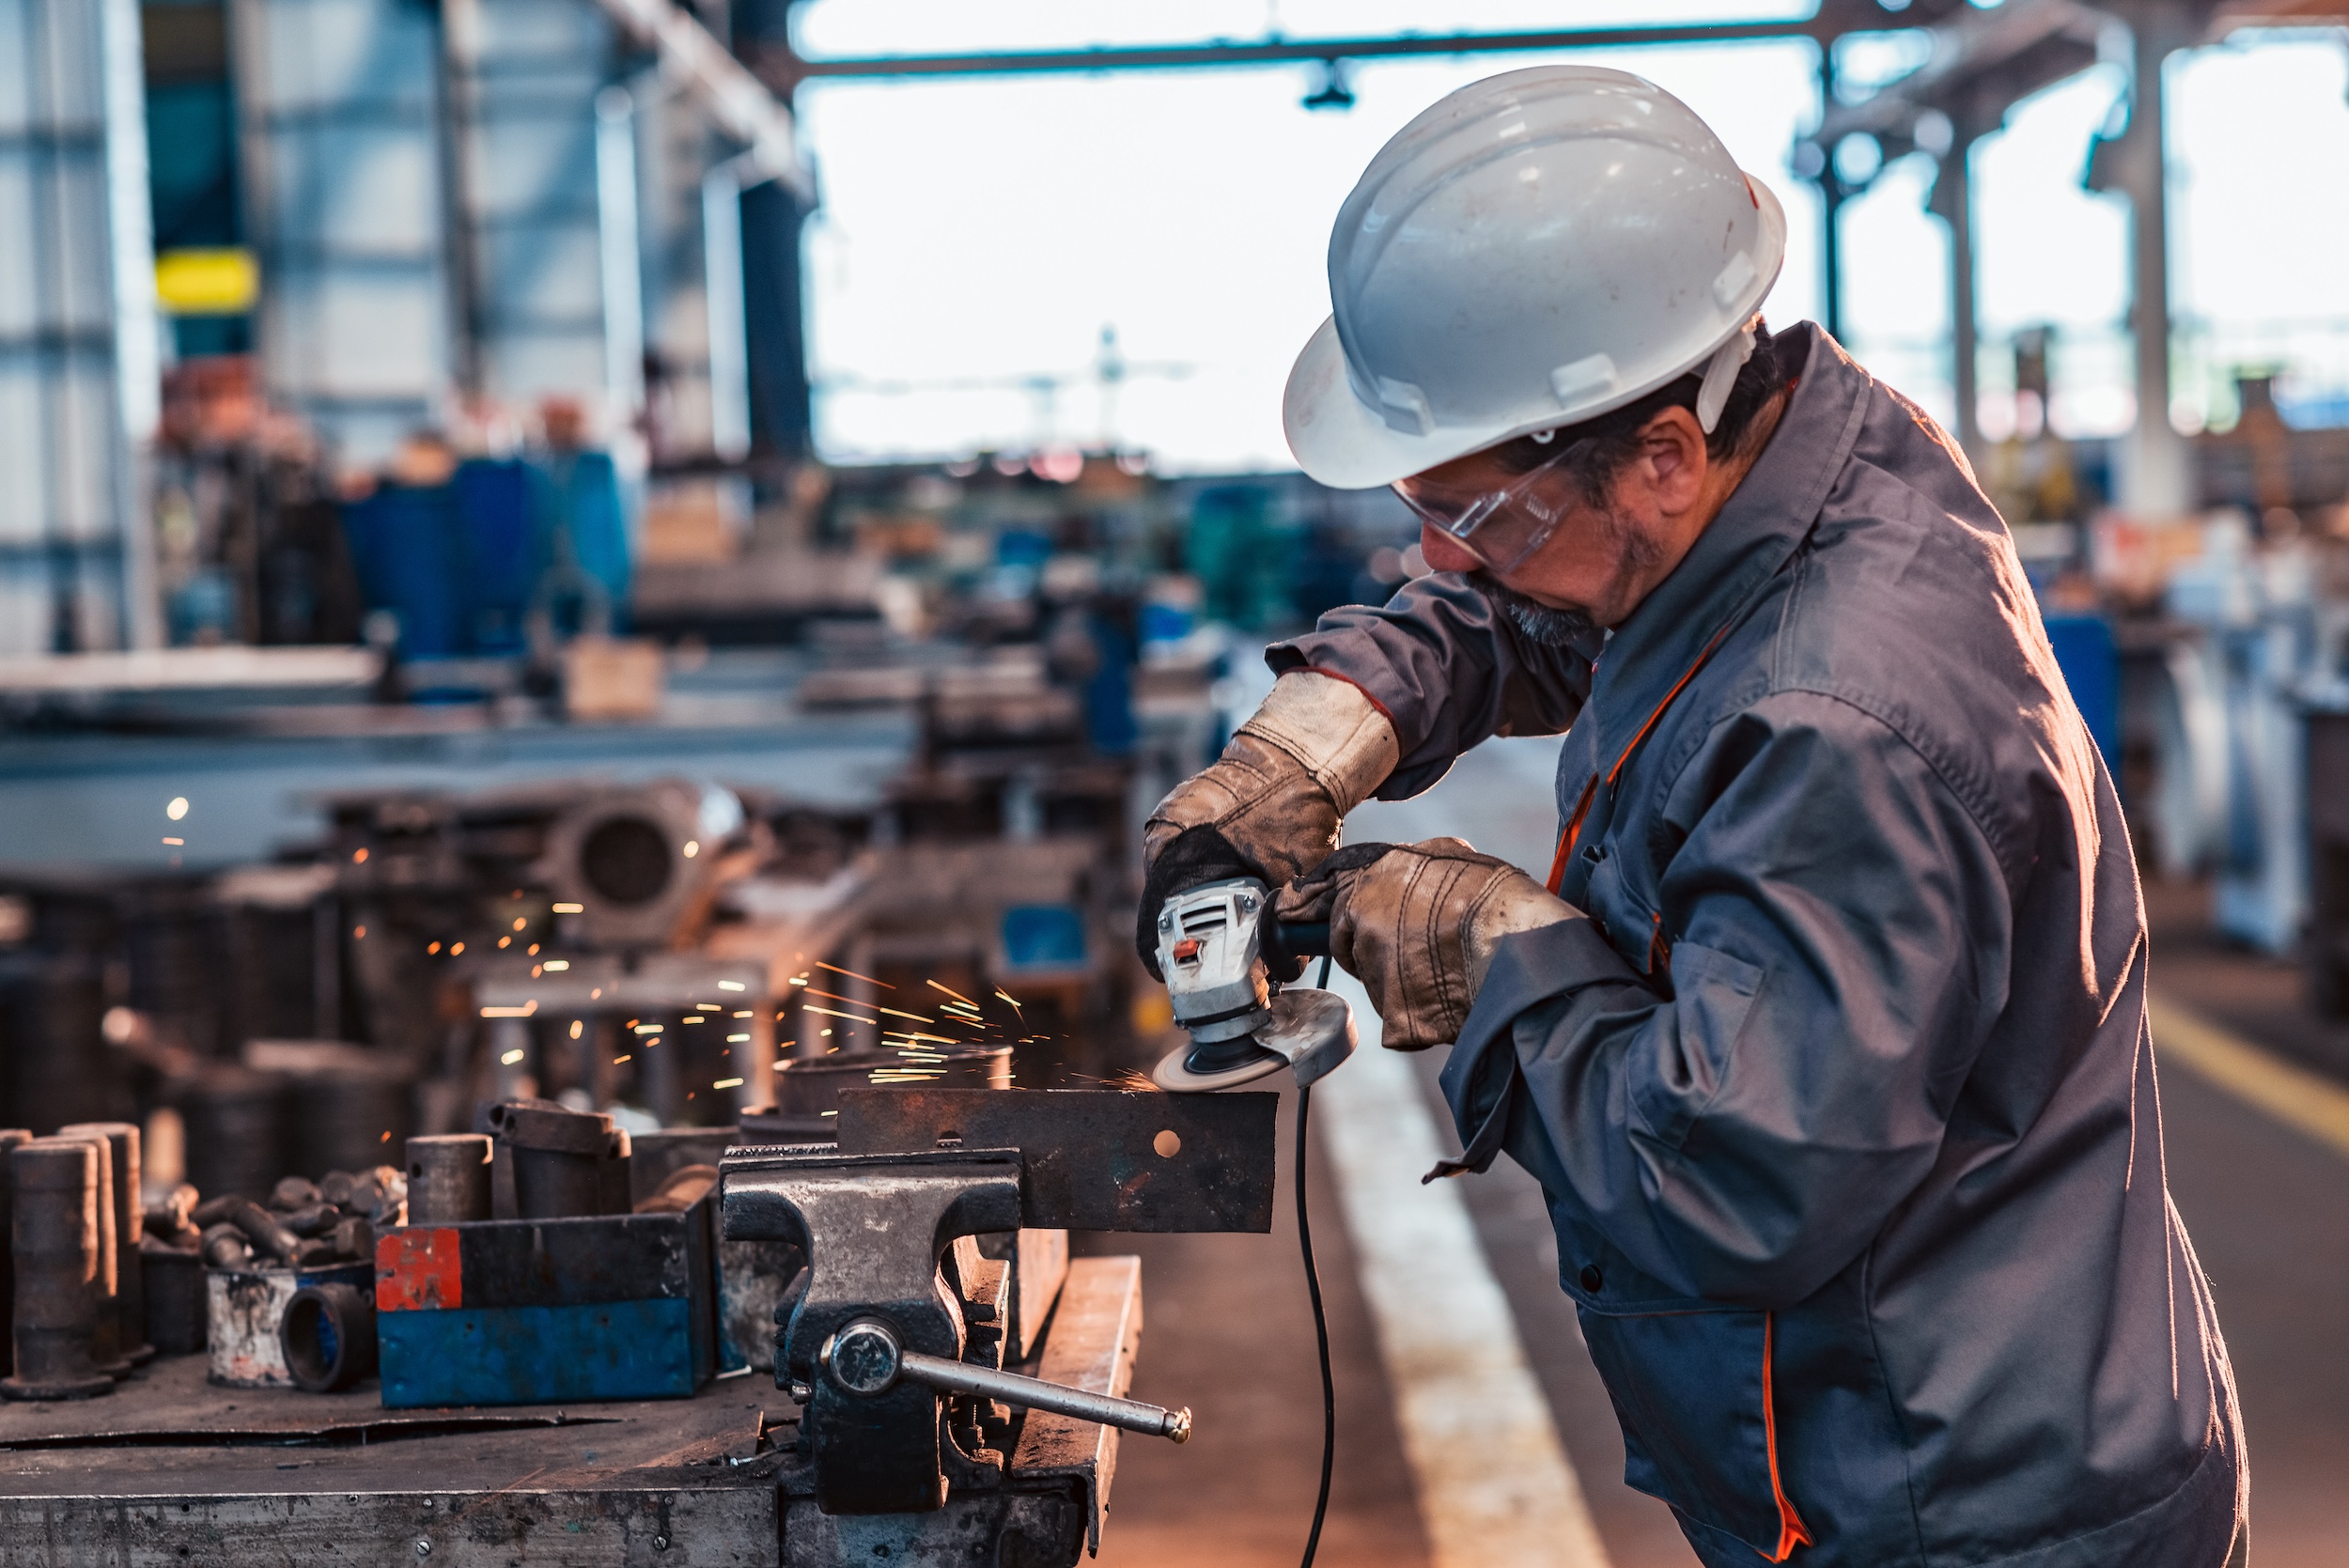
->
[1095,735,2349,1566]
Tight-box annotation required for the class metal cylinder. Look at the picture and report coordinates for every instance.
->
[286,1057,413,1179]
[1,1139,115,1400]
[225,1198,302,1265]
[141,1242,207,1356]
[279,1281,377,1392]
[599,1127,633,1217]
[0,1128,30,1358]
[404,1135,493,1224]
[179,1066,288,1203]
[488,1101,629,1219]
[58,1123,154,1367]
[51,1132,129,1376]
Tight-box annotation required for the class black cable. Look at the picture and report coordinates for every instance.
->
[1297,953,1337,1568]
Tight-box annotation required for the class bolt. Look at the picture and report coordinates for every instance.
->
[654,1534,671,1550]
[414,1541,431,1559]
[1159,912,1173,929]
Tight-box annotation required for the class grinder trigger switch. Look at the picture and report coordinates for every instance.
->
[1150,877,1357,1094]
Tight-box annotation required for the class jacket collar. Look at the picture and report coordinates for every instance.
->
[1573,323,1872,768]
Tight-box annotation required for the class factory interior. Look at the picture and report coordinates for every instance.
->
[3,0,2349,1562]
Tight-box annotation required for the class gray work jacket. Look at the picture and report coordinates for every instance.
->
[1270,325,2244,1567]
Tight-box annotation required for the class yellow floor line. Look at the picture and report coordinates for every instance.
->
[2150,992,2349,1159]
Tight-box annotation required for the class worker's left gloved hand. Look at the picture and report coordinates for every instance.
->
[1275,838,1582,1051]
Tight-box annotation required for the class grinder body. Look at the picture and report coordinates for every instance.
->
[1152,877,1355,1093]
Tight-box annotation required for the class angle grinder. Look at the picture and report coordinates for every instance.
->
[1150,877,1357,1093]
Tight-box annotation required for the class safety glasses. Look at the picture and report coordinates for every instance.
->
[1388,433,1591,575]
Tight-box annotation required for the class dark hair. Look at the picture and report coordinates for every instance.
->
[1484,318,1800,499]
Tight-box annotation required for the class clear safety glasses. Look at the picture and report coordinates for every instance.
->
[1388,434,1592,576]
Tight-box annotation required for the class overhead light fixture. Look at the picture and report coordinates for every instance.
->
[1303,58,1354,111]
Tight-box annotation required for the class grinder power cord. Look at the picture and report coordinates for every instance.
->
[1149,836,1580,1566]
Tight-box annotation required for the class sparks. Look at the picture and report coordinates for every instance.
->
[818,961,892,989]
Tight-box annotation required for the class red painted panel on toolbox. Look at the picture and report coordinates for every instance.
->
[378,1227,462,1312]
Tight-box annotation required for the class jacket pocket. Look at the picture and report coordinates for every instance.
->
[1581,851,1666,983]
[1577,1303,1812,1561]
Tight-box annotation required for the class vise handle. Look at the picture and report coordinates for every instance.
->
[820,1317,1190,1443]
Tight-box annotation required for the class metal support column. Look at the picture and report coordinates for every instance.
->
[0,0,159,653]
[101,0,163,649]
[2116,4,2193,515]
[443,0,628,410]
[1817,43,1845,345]
[234,0,454,468]
[701,162,751,462]
[596,86,647,427]
[1933,131,1983,458]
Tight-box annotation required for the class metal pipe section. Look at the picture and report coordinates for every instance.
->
[774,18,1819,84]
[488,1102,630,1219]
[1,1139,116,1401]
[406,1135,495,1224]
[57,1123,153,1366]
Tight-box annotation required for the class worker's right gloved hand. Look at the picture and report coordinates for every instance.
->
[1136,672,1399,978]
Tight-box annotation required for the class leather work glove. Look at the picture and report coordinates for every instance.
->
[1276,838,1581,1051]
[1136,672,1399,976]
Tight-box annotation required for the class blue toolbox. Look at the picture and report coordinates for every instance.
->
[373,1196,717,1407]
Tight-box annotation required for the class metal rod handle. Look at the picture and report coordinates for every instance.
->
[897,1348,1191,1443]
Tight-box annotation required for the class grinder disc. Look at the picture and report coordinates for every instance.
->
[1150,1037,1286,1093]
[1151,987,1358,1093]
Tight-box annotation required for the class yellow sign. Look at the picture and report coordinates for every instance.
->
[154,248,257,315]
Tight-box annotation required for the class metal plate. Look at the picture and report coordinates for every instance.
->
[832,1089,1279,1234]
[0,1354,792,1562]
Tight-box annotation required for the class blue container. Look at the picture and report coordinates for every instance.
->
[2042,612,2121,775]
[451,458,537,654]
[341,484,464,659]
[534,449,632,629]
[1001,904,1089,977]
[374,1199,716,1407]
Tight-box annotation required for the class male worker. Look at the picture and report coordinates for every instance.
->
[1142,68,2245,1566]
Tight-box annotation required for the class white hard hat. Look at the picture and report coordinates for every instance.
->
[1283,66,1788,490]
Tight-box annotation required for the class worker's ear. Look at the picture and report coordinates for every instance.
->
[1630,407,1709,515]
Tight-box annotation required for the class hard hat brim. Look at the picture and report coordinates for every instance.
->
[1282,316,1487,490]
[1283,174,1788,491]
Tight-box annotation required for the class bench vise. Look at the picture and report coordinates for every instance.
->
[722,1087,1278,1529]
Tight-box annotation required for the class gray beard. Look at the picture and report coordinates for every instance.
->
[1469,572,1599,647]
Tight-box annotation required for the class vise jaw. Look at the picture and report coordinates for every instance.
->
[722,1147,1021,1514]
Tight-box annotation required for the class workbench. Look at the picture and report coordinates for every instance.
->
[0,1255,1143,1566]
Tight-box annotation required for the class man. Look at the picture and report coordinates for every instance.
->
[1142,68,2245,1566]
